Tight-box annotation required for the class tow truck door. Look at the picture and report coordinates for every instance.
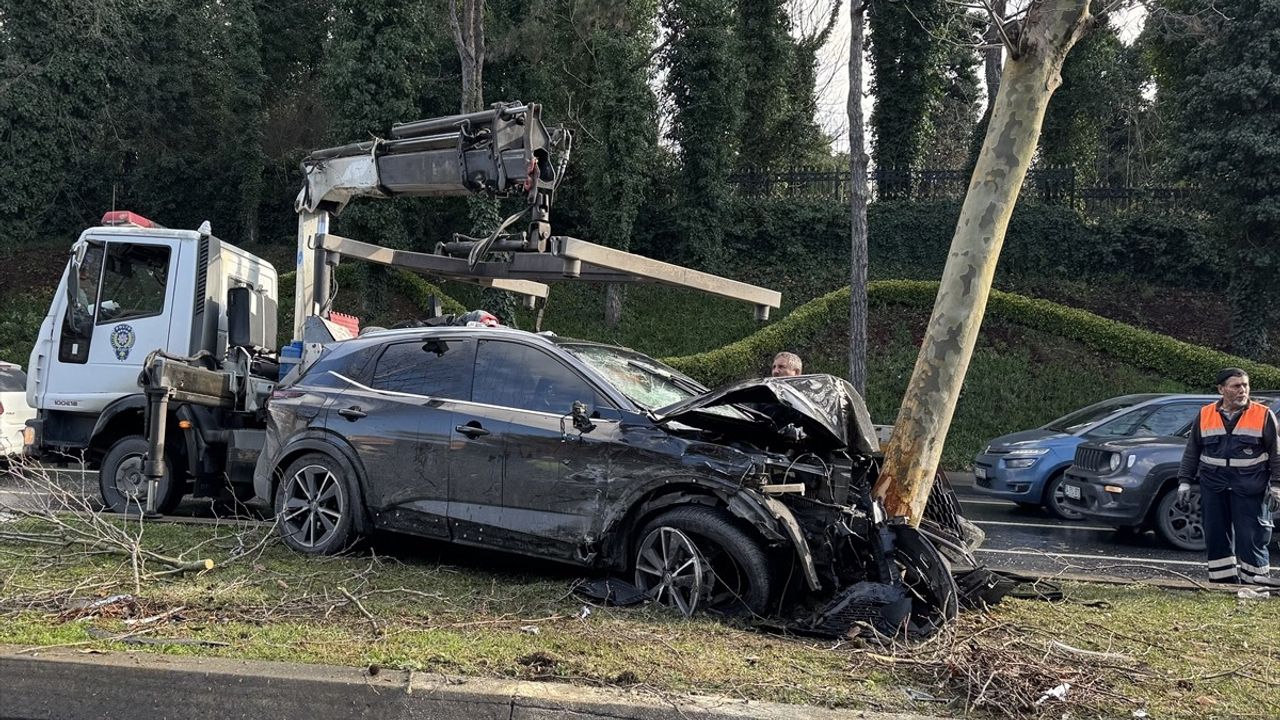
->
[42,235,183,415]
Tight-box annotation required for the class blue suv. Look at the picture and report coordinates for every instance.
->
[972,394,1214,519]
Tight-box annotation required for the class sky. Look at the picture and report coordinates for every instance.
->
[808,2,1150,153]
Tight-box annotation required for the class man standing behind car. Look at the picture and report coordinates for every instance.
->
[1178,368,1280,584]
[771,352,803,377]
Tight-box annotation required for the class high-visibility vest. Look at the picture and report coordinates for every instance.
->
[1197,401,1272,494]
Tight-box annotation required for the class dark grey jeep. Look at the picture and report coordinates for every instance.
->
[1062,396,1280,551]
[253,326,973,633]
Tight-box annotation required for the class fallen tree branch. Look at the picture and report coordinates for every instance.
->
[1048,640,1132,662]
[339,586,381,636]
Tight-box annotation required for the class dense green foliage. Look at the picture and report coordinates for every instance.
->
[867,0,950,174]
[1040,16,1150,186]
[662,0,743,266]
[919,28,982,169]
[0,0,267,246]
[1147,0,1280,359]
[722,198,1225,290]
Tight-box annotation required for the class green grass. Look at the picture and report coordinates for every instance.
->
[1,518,1276,718]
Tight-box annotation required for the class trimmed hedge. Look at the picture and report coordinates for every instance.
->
[667,280,1280,390]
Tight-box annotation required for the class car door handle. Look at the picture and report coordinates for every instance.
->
[455,424,490,438]
[337,406,367,420]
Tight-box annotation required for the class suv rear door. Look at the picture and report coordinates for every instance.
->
[332,336,474,539]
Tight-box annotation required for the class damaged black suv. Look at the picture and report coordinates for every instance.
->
[254,326,975,632]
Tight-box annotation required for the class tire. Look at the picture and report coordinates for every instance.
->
[1154,485,1206,551]
[274,453,357,555]
[99,436,182,514]
[634,506,773,617]
[1043,472,1084,521]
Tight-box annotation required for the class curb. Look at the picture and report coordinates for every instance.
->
[0,645,950,720]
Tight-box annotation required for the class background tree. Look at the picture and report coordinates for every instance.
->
[784,0,844,166]
[736,0,794,171]
[254,0,335,244]
[967,0,1006,170]
[321,0,445,315]
[867,0,948,191]
[847,0,869,394]
[663,0,744,268]
[1147,0,1280,360]
[1038,14,1140,184]
[0,0,266,247]
[919,28,982,169]
[581,2,661,327]
[0,0,135,248]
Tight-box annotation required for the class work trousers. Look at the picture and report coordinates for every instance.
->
[1201,485,1273,582]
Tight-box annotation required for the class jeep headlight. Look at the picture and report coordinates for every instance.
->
[1108,453,1122,472]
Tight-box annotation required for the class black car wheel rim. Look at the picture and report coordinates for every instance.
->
[281,464,343,549]
[1165,491,1204,546]
[113,452,147,504]
[634,527,706,616]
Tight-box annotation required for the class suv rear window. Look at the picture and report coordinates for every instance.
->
[0,367,26,391]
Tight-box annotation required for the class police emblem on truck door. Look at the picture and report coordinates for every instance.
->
[110,324,135,361]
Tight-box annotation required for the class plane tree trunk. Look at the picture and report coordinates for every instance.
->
[874,0,1094,524]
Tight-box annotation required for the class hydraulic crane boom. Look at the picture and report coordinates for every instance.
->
[292,101,780,342]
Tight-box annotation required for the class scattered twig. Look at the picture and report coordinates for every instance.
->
[339,586,381,636]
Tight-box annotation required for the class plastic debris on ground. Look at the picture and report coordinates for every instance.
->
[1035,682,1071,705]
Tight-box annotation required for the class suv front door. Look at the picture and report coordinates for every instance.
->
[450,339,616,562]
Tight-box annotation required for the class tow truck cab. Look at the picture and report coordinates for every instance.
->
[24,211,277,469]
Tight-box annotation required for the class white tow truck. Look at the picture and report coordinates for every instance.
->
[23,102,781,513]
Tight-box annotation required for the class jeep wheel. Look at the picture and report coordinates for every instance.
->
[1154,485,1206,551]
[274,453,357,555]
[99,436,182,514]
[634,506,773,617]
[1043,472,1084,520]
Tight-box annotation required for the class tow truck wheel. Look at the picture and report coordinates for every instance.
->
[634,506,773,617]
[99,436,182,514]
[275,453,355,555]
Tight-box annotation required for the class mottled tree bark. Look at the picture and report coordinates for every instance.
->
[874,0,1093,524]
[847,0,869,395]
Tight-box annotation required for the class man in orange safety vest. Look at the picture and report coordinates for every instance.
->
[1177,368,1280,584]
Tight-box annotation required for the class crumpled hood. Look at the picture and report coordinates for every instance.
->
[653,374,880,454]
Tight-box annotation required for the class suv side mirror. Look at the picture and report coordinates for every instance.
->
[571,400,596,434]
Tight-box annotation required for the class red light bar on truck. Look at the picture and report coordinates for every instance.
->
[101,211,161,228]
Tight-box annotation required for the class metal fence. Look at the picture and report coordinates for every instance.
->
[728,166,1199,215]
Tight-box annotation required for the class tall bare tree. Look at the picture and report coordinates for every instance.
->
[451,0,485,114]
[874,0,1095,523]
[847,0,869,394]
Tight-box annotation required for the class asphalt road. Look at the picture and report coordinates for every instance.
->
[0,463,1217,584]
